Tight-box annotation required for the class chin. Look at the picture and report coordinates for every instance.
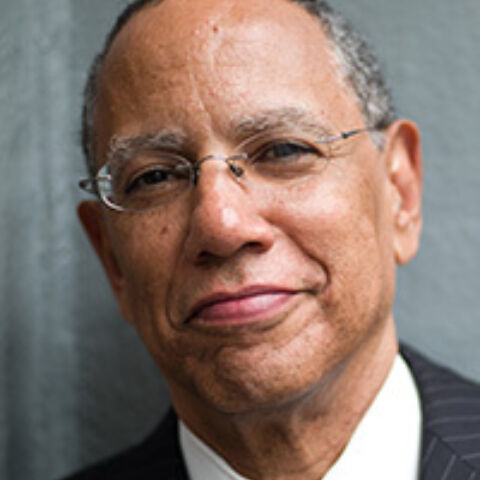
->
[179,340,344,415]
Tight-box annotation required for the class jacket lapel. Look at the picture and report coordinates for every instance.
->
[402,345,480,480]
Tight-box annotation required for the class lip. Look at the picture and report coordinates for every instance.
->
[186,286,301,327]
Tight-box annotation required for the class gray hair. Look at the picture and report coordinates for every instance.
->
[81,0,396,177]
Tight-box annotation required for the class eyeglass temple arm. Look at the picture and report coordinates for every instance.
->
[341,127,372,139]
[317,127,373,145]
[78,178,97,195]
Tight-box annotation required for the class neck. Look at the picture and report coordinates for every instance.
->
[171,319,398,480]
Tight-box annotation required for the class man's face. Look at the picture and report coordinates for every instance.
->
[83,0,421,413]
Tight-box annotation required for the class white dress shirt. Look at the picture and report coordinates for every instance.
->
[179,354,422,480]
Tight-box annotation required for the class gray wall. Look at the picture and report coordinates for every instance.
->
[0,1,478,479]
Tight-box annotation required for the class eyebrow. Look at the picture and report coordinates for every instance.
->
[232,107,335,141]
[107,130,188,163]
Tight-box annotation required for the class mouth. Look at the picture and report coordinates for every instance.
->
[185,286,303,327]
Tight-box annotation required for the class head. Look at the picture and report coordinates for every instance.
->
[78,0,422,416]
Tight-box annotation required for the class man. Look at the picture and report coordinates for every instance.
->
[68,0,480,478]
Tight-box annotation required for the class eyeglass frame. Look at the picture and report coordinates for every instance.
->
[78,127,373,213]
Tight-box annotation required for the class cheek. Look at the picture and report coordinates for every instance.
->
[273,165,395,316]
[109,213,201,377]
[274,169,379,251]
[109,210,188,321]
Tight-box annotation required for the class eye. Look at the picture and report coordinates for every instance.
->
[125,167,174,194]
[118,161,191,197]
[244,138,330,181]
[254,140,322,164]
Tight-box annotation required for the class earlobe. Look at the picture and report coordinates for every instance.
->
[384,120,423,264]
[77,201,125,298]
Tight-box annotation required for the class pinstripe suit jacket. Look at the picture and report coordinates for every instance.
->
[65,346,480,480]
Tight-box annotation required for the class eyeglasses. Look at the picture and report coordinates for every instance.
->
[79,127,370,213]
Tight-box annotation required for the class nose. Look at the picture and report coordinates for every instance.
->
[183,158,275,264]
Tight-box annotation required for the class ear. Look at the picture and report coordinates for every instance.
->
[384,120,423,264]
[77,201,127,305]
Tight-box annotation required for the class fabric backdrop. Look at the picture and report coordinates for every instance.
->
[1,0,479,479]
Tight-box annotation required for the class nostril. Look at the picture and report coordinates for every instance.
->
[195,250,218,266]
[194,240,268,266]
[245,240,268,252]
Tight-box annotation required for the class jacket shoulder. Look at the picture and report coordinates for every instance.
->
[62,409,188,480]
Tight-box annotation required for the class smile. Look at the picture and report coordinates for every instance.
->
[186,287,302,327]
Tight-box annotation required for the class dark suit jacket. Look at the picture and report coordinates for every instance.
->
[64,346,480,480]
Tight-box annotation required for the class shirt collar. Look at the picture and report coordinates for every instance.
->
[179,354,422,480]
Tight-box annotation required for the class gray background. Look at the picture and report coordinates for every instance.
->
[0,0,479,479]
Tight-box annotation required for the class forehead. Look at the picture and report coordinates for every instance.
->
[108,0,326,61]
[95,0,363,156]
